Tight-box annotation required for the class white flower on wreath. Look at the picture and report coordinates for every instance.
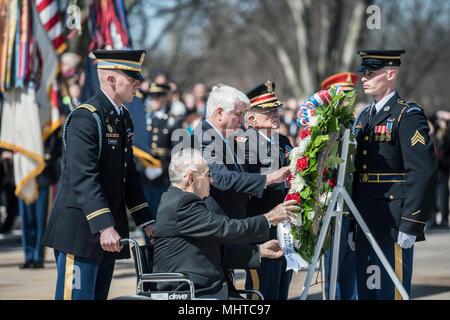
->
[293,238,301,250]
[308,115,319,127]
[289,135,311,174]
[289,175,306,194]
[290,212,302,227]
[298,135,311,156]
[319,191,333,206]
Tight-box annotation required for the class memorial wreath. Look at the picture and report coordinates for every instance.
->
[283,86,357,265]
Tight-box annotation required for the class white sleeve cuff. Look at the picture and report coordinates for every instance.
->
[139,220,155,228]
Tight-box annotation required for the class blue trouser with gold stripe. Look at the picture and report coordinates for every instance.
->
[245,257,293,300]
[54,250,116,300]
[355,235,413,300]
[19,187,49,263]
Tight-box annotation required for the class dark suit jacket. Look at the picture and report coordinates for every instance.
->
[42,91,153,260]
[153,186,269,299]
[189,118,266,219]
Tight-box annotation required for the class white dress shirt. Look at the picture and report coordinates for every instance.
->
[101,89,122,115]
[372,90,396,115]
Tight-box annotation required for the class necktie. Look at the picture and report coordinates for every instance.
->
[370,104,377,120]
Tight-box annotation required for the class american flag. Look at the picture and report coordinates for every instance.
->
[34,0,66,54]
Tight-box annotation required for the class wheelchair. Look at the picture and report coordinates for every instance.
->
[111,238,264,300]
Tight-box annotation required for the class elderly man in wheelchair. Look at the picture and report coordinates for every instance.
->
[118,148,297,300]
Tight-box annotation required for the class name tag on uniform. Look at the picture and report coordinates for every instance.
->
[108,138,119,145]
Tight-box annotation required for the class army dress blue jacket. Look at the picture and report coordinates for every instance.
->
[42,91,153,260]
[352,92,438,244]
[235,126,292,239]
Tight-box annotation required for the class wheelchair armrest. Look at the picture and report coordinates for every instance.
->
[235,289,264,300]
[140,272,189,281]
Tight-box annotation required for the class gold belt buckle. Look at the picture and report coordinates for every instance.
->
[360,173,368,183]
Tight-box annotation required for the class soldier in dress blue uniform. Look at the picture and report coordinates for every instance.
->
[237,81,294,300]
[352,50,438,299]
[319,73,358,300]
[137,82,182,226]
[41,49,154,300]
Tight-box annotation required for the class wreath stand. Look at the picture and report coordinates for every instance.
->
[299,129,409,300]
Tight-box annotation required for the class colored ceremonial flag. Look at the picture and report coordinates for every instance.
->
[32,0,66,132]
[0,1,8,92]
[0,0,65,203]
[0,88,45,203]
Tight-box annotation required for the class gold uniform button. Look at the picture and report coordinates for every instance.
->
[363,164,367,169]
[363,150,367,155]
[112,146,116,150]
[151,143,157,148]
[163,129,169,135]
[389,195,394,200]
[124,162,127,168]
[124,147,128,152]
[153,128,159,133]
[364,136,369,141]
[153,136,159,141]
[147,125,152,131]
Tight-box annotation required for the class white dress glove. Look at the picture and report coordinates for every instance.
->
[397,231,416,249]
[348,232,356,251]
[145,167,163,180]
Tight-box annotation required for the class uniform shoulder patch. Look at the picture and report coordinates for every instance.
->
[405,105,423,114]
[398,99,423,113]
[77,104,97,113]
[235,137,248,143]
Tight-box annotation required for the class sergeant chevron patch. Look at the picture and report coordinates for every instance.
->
[411,130,425,147]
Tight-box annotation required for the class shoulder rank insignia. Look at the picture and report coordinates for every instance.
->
[411,130,425,146]
[235,137,248,143]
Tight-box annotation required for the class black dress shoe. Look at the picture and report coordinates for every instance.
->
[32,260,44,269]
[19,261,34,269]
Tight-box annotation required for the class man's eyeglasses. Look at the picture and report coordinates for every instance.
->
[199,170,212,179]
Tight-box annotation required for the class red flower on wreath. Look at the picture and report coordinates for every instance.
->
[286,173,294,187]
[327,178,337,188]
[300,129,311,139]
[285,193,301,204]
[296,157,309,171]
[323,167,329,177]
